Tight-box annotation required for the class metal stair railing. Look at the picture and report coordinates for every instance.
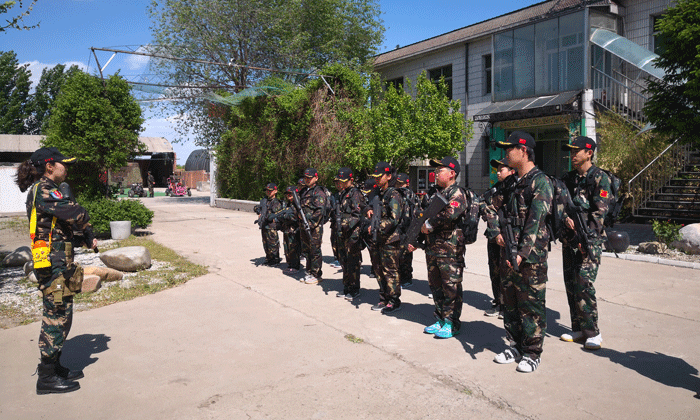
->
[591,67,648,130]
[627,139,693,217]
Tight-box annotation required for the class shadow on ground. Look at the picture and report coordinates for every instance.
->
[62,333,111,371]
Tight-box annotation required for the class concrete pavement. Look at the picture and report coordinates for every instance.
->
[1,193,698,419]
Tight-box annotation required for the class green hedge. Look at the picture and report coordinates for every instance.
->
[80,198,154,235]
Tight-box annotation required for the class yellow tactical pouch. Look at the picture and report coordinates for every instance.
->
[32,240,51,269]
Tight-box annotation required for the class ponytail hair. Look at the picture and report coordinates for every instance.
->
[16,160,43,192]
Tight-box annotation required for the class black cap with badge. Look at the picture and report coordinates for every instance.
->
[371,162,393,178]
[30,147,77,167]
[429,156,460,175]
[562,136,596,152]
[334,167,354,181]
[496,131,536,149]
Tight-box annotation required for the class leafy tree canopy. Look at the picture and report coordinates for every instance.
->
[25,63,81,134]
[0,0,39,32]
[147,0,384,148]
[644,0,700,144]
[0,50,30,134]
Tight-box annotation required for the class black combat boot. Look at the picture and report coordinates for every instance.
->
[56,351,84,381]
[36,359,80,395]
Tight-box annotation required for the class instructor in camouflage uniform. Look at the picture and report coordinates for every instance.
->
[366,162,404,314]
[410,157,468,338]
[333,168,365,300]
[560,136,611,350]
[16,147,98,394]
[300,168,327,284]
[489,131,553,373]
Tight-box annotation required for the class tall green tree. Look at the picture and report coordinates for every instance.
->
[43,71,145,197]
[0,50,31,134]
[644,0,700,145]
[147,0,384,148]
[25,63,80,134]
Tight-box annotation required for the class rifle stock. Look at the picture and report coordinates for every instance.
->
[403,191,448,247]
[292,190,312,237]
[498,208,519,272]
[565,201,595,257]
[370,195,381,243]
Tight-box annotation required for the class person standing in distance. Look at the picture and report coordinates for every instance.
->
[409,157,468,338]
[395,173,417,288]
[560,136,611,350]
[334,167,366,300]
[257,183,282,266]
[15,147,98,394]
[299,168,327,284]
[492,131,553,373]
[147,171,155,197]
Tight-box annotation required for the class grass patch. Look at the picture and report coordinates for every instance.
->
[74,236,207,309]
[344,334,364,344]
[0,217,28,236]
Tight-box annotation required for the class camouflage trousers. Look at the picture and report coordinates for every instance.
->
[399,242,413,285]
[367,239,380,278]
[283,230,301,270]
[562,243,601,337]
[330,225,340,261]
[301,225,323,278]
[487,239,503,306]
[339,235,362,294]
[501,256,548,358]
[39,294,74,361]
[376,243,401,305]
[426,254,464,331]
[261,227,280,263]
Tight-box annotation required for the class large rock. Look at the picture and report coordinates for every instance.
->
[671,223,700,255]
[99,246,152,272]
[81,274,102,293]
[638,241,667,254]
[84,266,124,282]
[2,246,31,267]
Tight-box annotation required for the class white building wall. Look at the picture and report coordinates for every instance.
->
[620,0,675,49]
[0,165,26,214]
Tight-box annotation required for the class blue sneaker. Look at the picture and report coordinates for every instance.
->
[435,320,459,339]
[423,320,444,334]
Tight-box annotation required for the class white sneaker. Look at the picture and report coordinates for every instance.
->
[493,347,521,364]
[560,331,585,342]
[516,355,540,373]
[584,334,603,350]
[304,276,321,284]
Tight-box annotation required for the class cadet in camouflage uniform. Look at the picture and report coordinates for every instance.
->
[395,173,417,288]
[277,186,302,274]
[256,183,282,266]
[366,162,404,314]
[480,159,516,318]
[299,168,327,284]
[333,168,366,300]
[560,136,611,350]
[409,157,469,338]
[489,131,553,373]
[16,147,98,394]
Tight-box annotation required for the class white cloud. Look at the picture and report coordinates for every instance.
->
[21,60,89,90]
[125,46,151,71]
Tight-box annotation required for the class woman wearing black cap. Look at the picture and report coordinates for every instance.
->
[16,147,97,395]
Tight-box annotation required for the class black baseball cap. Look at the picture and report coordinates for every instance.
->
[303,168,318,178]
[335,167,354,181]
[396,173,409,184]
[563,136,596,152]
[490,158,511,169]
[30,147,76,167]
[265,182,277,191]
[429,156,460,175]
[496,131,535,149]
[362,178,376,192]
[285,185,298,194]
[371,161,393,178]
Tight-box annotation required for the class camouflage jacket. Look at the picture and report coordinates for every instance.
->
[502,167,553,264]
[481,185,506,240]
[263,197,283,230]
[425,183,468,258]
[299,185,327,228]
[338,186,366,244]
[562,165,612,243]
[25,177,92,254]
[276,200,300,234]
[374,186,403,245]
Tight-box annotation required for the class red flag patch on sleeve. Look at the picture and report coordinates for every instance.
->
[450,201,460,208]
[49,190,63,200]
[600,190,609,198]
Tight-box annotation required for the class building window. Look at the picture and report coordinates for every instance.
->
[429,65,453,100]
[417,168,435,192]
[483,54,492,95]
[386,77,404,91]
[652,15,668,55]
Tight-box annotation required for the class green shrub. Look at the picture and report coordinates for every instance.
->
[80,198,154,235]
[652,219,683,246]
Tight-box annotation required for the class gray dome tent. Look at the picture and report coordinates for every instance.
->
[184,149,210,172]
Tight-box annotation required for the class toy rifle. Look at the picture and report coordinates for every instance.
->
[370,195,381,243]
[58,182,98,253]
[497,207,519,272]
[254,197,269,229]
[403,191,449,248]
[564,199,595,258]
[292,190,312,237]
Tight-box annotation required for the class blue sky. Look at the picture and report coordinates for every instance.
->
[2,0,540,163]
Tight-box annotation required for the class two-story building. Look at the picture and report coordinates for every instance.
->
[374,0,673,193]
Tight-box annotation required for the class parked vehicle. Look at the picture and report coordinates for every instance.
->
[165,177,191,197]
[128,182,147,198]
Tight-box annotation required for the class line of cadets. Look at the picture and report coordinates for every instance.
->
[257,130,612,373]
